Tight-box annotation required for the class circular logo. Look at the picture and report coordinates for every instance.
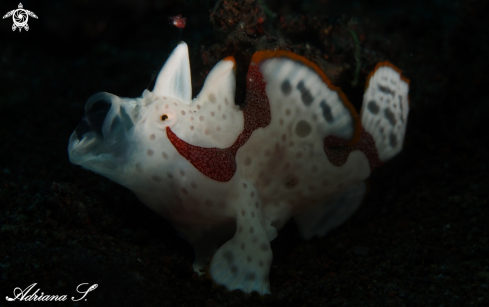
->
[3,3,38,32]
[13,9,28,27]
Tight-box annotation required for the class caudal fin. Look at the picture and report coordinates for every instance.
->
[360,62,410,162]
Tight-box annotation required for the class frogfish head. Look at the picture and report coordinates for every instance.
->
[68,41,240,191]
[68,90,184,176]
[68,42,196,184]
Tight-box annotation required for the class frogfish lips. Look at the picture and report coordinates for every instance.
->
[68,92,136,175]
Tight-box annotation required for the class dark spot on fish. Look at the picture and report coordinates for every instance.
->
[378,84,395,97]
[297,80,313,106]
[301,89,313,105]
[297,80,304,90]
[209,93,216,103]
[295,120,312,137]
[320,99,334,123]
[384,108,396,126]
[367,100,380,114]
[281,80,291,95]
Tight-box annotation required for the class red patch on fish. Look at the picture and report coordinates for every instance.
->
[167,62,271,182]
[323,128,383,171]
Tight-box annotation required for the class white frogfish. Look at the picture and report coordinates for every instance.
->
[68,41,410,294]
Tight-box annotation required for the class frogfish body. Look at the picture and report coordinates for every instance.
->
[68,42,409,294]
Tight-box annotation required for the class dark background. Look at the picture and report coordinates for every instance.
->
[0,0,488,306]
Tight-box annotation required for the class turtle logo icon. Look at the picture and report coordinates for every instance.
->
[3,3,38,32]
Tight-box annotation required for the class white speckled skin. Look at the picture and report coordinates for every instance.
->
[68,42,409,295]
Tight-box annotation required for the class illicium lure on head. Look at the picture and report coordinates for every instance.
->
[68,41,409,295]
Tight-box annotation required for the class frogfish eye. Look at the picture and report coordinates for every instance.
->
[161,114,169,121]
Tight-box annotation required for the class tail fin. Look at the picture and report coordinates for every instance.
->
[360,62,410,162]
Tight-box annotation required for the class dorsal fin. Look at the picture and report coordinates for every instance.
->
[194,56,236,106]
[251,50,362,145]
[153,41,192,104]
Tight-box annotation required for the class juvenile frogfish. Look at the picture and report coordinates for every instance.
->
[68,41,409,294]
